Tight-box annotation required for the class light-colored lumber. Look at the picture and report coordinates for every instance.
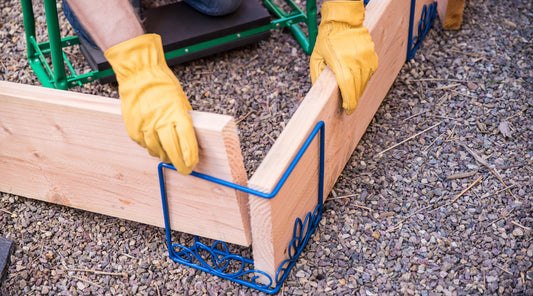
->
[0,81,251,246]
[437,0,466,30]
[248,0,420,280]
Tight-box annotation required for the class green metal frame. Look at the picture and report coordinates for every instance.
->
[21,0,317,90]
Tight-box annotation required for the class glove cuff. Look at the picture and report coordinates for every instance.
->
[321,1,365,27]
[104,33,166,82]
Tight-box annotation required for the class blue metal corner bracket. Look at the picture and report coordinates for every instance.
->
[158,121,326,294]
[407,0,438,61]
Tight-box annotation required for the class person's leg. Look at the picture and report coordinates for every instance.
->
[183,0,242,16]
[62,0,98,48]
[63,0,142,50]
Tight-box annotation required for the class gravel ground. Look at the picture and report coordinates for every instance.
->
[1,0,532,295]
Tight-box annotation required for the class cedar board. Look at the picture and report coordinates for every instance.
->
[0,82,251,246]
[248,0,441,279]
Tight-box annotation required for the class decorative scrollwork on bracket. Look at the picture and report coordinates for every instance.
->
[407,1,438,61]
[158,121,326,294]
[165,202,323,294]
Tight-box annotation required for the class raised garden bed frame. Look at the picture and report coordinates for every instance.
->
[1,0,463,293]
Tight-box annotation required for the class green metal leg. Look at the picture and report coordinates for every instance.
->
[263,0,318,54]
[21,0,36,58]
[43,0,67,89]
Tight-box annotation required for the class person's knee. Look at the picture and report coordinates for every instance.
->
[62,0,99,48]
[183,0,242,16]
[62,0,141,49]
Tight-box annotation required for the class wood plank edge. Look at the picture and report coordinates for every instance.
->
[222,119,252,245]
[247,0,410,280]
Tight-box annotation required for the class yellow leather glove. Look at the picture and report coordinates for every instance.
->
[105,34,198,174]
[310,1,378,115]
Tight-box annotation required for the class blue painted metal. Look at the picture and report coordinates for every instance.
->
[407,0,438,61]
[158,121,326,294]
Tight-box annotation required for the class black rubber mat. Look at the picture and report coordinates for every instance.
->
[79,1,271,83]
[0,238,14,285]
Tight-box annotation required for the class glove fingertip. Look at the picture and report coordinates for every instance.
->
[341,95,356,115]
[336,67,358,115]
[143,129,169,161]
[183,99,193,111]
[156,125,187,174]
[176,123,199,169]
[310,53,326,84]
[343,103,355,115]
[160,123,198,174]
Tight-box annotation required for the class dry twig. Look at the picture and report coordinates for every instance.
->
[483,270,486,289]
[328,194,371,210]
[450,49,485,57]
[378,121,443,155]
[485,209,515,229]
[479,183,520,200]
[511,220,531,231]
[451,90,477,99]
[411,78,476,83]
[446,171,478,180]
[496,265,512,275]
[328,194,356,200]
[70,275,104,289]
[451,176,482,203]
[377,212,395,219]
[152,282,162,296]
[63,268,128,277]
[506,104,529,121]
[247,54,259,63]
[386,204,434,232]
[402,110,429,122]
[458,142,517,199]
[0,59,6,72]
[434,83,461,90]
[486,217,503,228]
[430,115,458,121]
[235,111,255,124]
[0,208,14,215]
[261,129,276,143]
[445,124,457,142]
[353,204,372,211]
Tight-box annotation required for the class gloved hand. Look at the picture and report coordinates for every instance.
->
[105,34,198,174]
[310,1,378,115]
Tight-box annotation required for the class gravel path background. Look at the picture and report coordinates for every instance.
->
[1,0,532,295]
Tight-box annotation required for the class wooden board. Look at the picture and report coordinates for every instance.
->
[437,0,466,30]
[248,0,414,279]
[0,81,251,246]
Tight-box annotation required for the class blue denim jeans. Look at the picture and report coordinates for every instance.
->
[63,0,242,49]
[183,0,242,16]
